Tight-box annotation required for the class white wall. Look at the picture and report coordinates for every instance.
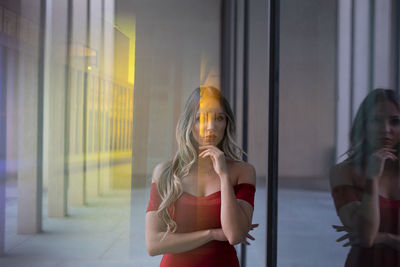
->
[278,0,337,179]
[248,0,269,179]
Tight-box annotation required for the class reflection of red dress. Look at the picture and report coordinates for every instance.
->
[332,185,400,267]
[147,182,256,267]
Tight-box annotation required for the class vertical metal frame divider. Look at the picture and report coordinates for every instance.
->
[395,0,400,92]
[241,0,249,264]
[267,0,280,266]
[36,0,47,230]
[349,0,355,120]
[221,0,234,104]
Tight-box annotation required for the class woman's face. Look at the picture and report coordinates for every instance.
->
[192,97,227,147]
[366,100,400,150]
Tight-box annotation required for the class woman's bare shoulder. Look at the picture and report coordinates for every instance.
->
[330,161,357,188]
[151,160,172,183]
[228,160,256,185]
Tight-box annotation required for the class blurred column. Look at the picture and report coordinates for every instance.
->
[337,0,372,158]
[98,0,115,194]
[352,0,372,113]
[85,73,100,198]
[44,0,68,217]
[336,0,353,160]
[68,0,88,205]
[17,0,43,234]
[336,0,397,160]
[84,0,102,198]
[88,0,102,195]
[3,44,18,253]
[373,0,395,88]
[5,50,17,180]
[131,5,151,188]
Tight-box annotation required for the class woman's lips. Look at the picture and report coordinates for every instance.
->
[379,137,393,145]
[204,135,217,141]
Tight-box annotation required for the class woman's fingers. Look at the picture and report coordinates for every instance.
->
[332,225,344,230]
[332,225,350,232]
[332,225,362,247]
[336,233,350,242]
[241,240,250,245]
[376,150,398,161]
[199,146,217,154]
[369,148,399,177]
[238,227,259,245]
[381,151,397,160]
[247,233,255,240]
[199,148,212,156]
[249,223,259,230]
[199,149,216,158]
[199,146,224,156]
[389,153,398,160]
[198,150,219,163]
[343,241,351,247]
[199,151,216,159]
[378,147,396,153]
[198,151,209,158]
[343,238,360,247]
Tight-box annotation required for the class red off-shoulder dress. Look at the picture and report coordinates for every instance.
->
[332,185,400,267]
[147,182,256,267]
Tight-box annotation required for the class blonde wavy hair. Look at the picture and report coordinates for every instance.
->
[156,86,243,235]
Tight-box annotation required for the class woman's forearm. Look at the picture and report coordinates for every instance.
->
[147,229,213,256]
[354,179,380,247]
[219,175,250,245]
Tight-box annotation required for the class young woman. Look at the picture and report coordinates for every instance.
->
[331,89,400,266]
[145,86,257,266]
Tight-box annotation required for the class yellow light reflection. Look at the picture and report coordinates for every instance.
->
[128,17,136,86]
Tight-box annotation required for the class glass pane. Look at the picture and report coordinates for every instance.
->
[277,0,340,265]
[2,0,269,266]
[277,0,400,266]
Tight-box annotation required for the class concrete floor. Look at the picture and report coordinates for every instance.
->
[0,176,348,267]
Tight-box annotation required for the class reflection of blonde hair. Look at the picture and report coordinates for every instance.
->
[156,86,243,235]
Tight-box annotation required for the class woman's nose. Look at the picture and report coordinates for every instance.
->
[384,120,391,133]
[206,113,215,130]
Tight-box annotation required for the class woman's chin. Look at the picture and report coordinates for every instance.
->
[200,139,217,146]
[202,142,217,146]
[384,143,398,149]
[371,141,397,150]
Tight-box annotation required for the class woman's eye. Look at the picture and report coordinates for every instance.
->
[216,115,225,121]
[390,118,400,125]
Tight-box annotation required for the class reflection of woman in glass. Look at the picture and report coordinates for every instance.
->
[331,89,400,266]
[145,86,257,266]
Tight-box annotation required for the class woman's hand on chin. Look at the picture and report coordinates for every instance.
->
[367,148,398,179]
[199,145,229,178]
